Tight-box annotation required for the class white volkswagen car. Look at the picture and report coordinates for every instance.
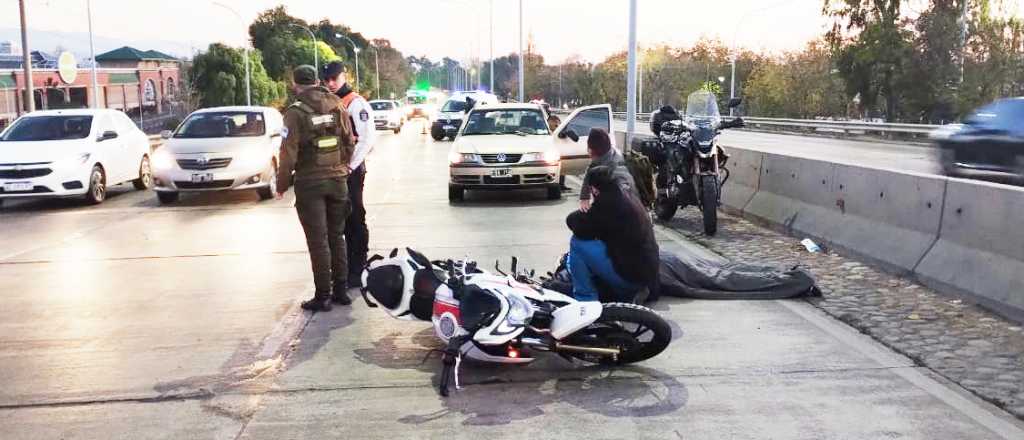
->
[0,109,152,206]
[448,103,614,202]
[152,106,283,204]
[370,100,405,134]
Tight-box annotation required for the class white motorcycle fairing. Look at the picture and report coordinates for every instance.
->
[550,301,603,340]
[361,250,434,321]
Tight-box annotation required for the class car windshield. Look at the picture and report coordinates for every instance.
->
[441,100,469,113]
[964,99,1024,131]
[0,115,94,142]
[370,101,394,111]
[175,112,265,138]
[462,109,550,136]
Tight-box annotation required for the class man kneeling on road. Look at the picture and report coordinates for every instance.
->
[566,165,659,304]
[578,128,636,212]
[276,65,357,312]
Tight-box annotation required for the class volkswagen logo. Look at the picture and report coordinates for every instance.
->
[496,153,507,163]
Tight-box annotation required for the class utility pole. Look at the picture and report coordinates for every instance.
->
[18,0,34,112]
[86,0,100,108]
[638,58,643,114]
[517,0,524,102]
[730,55,737,117]
[489,0,494,93]
[959,0,969,85]
[558,63,562,109]
[625,0,638,150]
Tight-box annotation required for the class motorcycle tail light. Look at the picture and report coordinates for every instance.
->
[507,346,520,358]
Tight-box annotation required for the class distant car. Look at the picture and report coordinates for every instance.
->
[369,99,405,134]
[936,97,1024,184]
[151,106,283,204]
[432,92,499,141]
[0,109,152,206]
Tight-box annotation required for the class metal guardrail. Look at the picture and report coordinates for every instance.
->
[610,111,944,137]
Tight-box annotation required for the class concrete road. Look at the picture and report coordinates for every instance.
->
[615,120,943,175]
[1,119,1021,439]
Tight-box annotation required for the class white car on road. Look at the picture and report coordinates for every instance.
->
[0,109,152,206]
[370,100,405,134]
[447,103,613,202]
[151,106,283,204]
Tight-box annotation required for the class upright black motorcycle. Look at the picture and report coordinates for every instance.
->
[641,90,744,235]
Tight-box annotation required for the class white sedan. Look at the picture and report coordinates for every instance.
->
[369,100,405,134]
[0,109,152,206]
[151,106,283,204]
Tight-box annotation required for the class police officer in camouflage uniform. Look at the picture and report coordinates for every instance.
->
[276,65,357,312]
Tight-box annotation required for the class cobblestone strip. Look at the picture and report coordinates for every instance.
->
[661,208,1024,419]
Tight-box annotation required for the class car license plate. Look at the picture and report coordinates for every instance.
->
[443,125,455,130]
[490,169,512,178]
[3,182,32,192]
[191,173,214,183]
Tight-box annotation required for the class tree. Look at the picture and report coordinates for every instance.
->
[189,43,285,108]
[825,0,913,121]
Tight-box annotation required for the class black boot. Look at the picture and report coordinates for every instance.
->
[301,295,333,312]
[331,282,352,305]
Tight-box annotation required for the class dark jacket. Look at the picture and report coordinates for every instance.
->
[579,148,637,201]
[276,86,355,192]
[567,166,659,288]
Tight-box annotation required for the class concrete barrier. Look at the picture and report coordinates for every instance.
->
[720,148,764,214]
[916,179,1024,319]
[615,128,1024,320]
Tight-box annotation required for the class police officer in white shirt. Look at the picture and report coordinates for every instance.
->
[321,61,376,289]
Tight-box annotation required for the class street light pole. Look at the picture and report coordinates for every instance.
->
[86,0,100,109]
[336,34,360,90]
[212,2,250,105]
[292,24,318,81]
[729,55,737,116]
[489,0,494,93]
[517,0,524,102]
[18,0,34,112]
[625,0,638,150]
[373,47,379,99]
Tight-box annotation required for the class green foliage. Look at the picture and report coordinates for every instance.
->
[189,43,285,108]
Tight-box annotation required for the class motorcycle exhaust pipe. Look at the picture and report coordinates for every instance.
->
[554,342,621,357]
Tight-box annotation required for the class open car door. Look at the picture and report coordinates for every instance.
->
[551,104,614,176]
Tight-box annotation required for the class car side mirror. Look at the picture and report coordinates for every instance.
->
[727,97,743,109]
[98,130,119,142]
[160,130,173,139]
[559,129,579,142]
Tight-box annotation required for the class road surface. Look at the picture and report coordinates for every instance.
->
[0,119,1020,439]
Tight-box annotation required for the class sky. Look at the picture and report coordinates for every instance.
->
[0,0,1015,63]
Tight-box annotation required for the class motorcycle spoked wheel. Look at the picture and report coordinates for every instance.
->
[563,303,672,365]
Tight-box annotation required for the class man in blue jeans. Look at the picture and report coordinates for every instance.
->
[566,165,660,303]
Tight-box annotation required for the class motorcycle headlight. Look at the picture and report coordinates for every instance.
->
[448,152,480,164]
[505,293,533,326]
[152,151,176,170]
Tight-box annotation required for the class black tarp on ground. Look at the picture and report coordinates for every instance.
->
[657,246,820,300]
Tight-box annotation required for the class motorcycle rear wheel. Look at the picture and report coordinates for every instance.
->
[563,303,672,365]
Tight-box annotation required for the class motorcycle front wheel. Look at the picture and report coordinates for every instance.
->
[653,194,678,221]
[700,174,719,236]
[563,303,672,365]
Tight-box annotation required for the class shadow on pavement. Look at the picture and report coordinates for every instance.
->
[352,327,688,426]
[0,185,140,213]
[283,305,357,369]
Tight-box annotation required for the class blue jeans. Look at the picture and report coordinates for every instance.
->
[568,236,638,302]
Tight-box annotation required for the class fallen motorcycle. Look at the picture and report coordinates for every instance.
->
[360,248,673,396]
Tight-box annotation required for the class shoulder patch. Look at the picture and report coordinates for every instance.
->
[280,127,289,139]
[359,110,369,122]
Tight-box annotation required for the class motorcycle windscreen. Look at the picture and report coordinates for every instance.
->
[458,285,502,332]
[365,265,405,310]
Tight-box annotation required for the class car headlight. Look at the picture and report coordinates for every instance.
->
[152,151,175,170]
[449,152,480,164]
[505,293,534,326]
[526,150,560,164]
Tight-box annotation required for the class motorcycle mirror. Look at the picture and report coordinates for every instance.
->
[727,97,743,108]
[510,256,518,275]
[494,260,507,276]
[389,248,399,258]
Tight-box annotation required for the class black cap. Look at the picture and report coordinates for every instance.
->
[321,61,347,82]
[293,65,317,85]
